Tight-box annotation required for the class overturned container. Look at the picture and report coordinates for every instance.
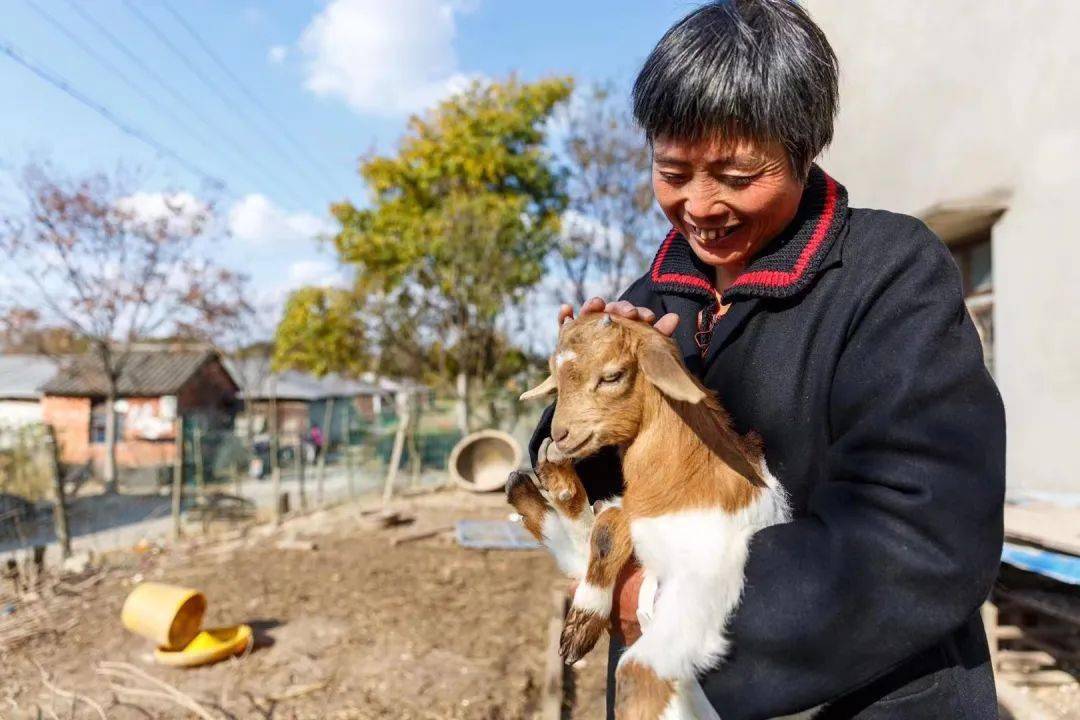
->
[448,429,524,493]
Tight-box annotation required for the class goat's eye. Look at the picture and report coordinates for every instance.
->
[600,370,624,384]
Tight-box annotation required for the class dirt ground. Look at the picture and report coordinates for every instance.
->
[3,489,1076,720]
[0,490,608,719]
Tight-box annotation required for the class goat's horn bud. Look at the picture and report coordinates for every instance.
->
[599,313,612,327]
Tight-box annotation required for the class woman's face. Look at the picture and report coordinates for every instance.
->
[651,135,803,274]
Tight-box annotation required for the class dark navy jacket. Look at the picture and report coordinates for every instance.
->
[529,167,1005,719]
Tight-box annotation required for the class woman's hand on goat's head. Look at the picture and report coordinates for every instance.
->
[557,296,679,337]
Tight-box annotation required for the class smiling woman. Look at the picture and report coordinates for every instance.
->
[530,1,1006,720]
[632,0,836,297]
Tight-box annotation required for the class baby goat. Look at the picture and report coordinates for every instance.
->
[508,313,794,720]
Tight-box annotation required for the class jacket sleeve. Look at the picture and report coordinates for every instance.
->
[700,225,1006,719]
[527,277,662,503]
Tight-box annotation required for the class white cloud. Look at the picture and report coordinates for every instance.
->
[286,259,347,288]
[116,191,209,236]
[228,193,336,246]
[267,45,288,64]
[253,258,349,320]
[297,0,479,116]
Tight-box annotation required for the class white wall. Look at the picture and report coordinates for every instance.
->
[0,399,43,426]
[806,0,1080,494]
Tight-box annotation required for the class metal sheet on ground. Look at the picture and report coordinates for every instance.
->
[455,520,541,550]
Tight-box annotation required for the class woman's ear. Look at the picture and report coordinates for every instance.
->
[519,374,557,401]
[638,340,706,404]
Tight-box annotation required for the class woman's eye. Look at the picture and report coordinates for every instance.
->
[600,371,624,384]
[659,172,688,184]
[721,174,757,188]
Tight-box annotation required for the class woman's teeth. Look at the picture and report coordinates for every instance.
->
[690,224,737,241]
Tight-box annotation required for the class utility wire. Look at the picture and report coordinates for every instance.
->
[0,37,225,190]
[57,0,308,206]
[161,0,342,197]
[24,0,262,192]
[122,0,327,199]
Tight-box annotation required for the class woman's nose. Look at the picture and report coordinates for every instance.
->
[685,178,727,221]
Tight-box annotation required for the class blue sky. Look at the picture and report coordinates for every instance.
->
[0,0,692,331]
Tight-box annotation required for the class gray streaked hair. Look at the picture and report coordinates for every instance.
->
[632,0,839,177]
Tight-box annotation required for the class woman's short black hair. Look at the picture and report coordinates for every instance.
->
[632,0,839,177]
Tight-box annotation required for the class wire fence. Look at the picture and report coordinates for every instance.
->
[0,394,487,560]
[0,384,545,564]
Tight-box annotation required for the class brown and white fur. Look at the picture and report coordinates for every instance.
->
[508,313,813,720]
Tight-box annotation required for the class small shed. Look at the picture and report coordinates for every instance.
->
[41,348,238,471]
[227,357,395,445]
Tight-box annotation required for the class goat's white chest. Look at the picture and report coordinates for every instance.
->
[629,489,789,581]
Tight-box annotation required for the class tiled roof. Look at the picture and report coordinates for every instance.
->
[225,357,389,401]
[41,349,225,397]
[0,355,59,399]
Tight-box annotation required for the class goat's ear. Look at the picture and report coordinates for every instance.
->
[519,374,557,402]
[638,341,706,404]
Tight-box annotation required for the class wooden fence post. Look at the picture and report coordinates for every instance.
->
[45,426,71,559]
[269,376,282,526]
[382,393,411,507]
[542,589,569,720]
[298,437,307,511]
[345,441,355,499]
[194,426,205,497]
[171,416,184,541]
[316,397,334,507]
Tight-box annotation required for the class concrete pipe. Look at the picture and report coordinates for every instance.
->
[448,430,524,493]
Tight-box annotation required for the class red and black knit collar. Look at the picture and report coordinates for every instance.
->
[648,165,848,303]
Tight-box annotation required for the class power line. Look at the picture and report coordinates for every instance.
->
[122,0,329,199]
[161,1,342,197]
[0,37,225,190]
[24,0,254,190]
[58,0,309,208]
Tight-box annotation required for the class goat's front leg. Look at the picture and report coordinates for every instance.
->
[508,438,595,578]
[506,442,592,578]
[561,503,632,664]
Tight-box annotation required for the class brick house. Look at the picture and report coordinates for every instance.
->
[41,349,238,472]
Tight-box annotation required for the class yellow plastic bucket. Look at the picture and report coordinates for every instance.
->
[153,625,254,667]
[121,582,207,651]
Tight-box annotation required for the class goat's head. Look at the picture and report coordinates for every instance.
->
[520,313,707,459]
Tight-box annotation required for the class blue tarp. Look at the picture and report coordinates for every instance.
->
[1001,542,1080,586]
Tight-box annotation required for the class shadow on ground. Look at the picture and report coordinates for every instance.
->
[0,491,171,555]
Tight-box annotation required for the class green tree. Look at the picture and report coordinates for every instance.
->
[273,286,367,377]
[331,76,573,432]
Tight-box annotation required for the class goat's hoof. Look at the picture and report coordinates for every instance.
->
[505,471,550,542]
[615,661,676,720]
[539,437,570,468]
[505,470,537,503]
[559,607,607,665]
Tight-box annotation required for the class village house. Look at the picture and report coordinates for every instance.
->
[226,357,394,447]
[0,355,59,431]
[40,348,238,473]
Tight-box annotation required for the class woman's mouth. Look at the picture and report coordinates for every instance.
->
[686,221,741,246]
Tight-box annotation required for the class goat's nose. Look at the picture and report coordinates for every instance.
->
[551,425,569,444]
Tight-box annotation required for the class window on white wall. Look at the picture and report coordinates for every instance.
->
[922,200,1005,376]
[952,237,994,374]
